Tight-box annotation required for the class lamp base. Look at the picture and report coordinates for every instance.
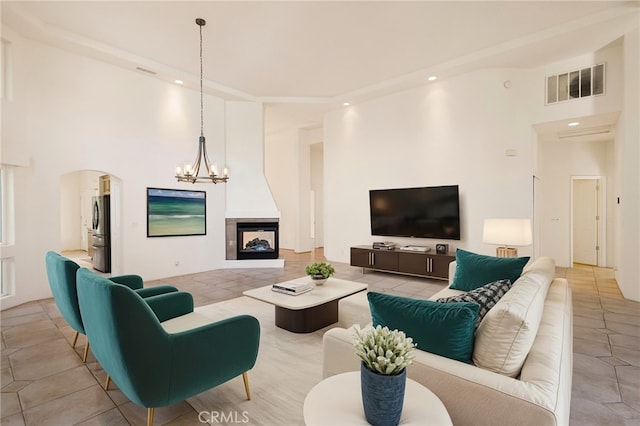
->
[496,247,518,258]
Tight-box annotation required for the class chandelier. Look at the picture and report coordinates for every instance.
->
[175,18,229,184]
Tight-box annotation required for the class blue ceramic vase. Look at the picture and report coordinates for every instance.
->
[360,362,406,426]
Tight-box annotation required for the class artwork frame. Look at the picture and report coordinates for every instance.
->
[146,187,206,237]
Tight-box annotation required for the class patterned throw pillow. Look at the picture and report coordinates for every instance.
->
[437,279,513,329]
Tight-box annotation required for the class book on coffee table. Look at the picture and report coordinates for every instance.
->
[272,280,314,296]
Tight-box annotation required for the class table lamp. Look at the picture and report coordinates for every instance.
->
[483,218,532,257]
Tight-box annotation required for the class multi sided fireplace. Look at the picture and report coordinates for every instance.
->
[236,221,279,260]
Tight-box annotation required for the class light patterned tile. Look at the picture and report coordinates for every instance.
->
[574,314,606,329]
[18,365,96,410]
[1,303,45,320]
[1,392,22,418]
[0,412,25,426]
[2,320,62,349]
[603,402,640,420]
[22,385,115,425]
[9,339,83,381]
[74,407,129,426]
[570,395,628,426]
[611,345,640,367]
[616,365,640,412]
[610,334,640,351]
[574,325,610,343]
[572,370,620,403]
[118,401,193,426]
[573,353,617,380]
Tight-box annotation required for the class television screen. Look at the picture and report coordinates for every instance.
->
[369,185,460,240]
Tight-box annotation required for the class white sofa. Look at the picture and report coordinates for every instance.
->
[322,257,573,426]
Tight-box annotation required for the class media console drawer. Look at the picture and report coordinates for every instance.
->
[350,246,454,280]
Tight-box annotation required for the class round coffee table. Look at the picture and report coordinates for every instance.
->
[303,371,452,425]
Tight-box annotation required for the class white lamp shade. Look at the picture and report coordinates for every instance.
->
[483,219,532,246]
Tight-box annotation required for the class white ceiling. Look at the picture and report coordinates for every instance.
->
[3,1,639,131]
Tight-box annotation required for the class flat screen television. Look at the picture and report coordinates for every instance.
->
[369,185,461,240]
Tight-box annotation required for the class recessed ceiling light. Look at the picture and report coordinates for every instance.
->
[568,122,580,127]
[343,102,350,106]
[428,76,437,81]
[175,80,184,85]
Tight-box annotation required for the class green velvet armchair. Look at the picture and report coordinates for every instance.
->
[76,267,261,426]
[45,251,179,362]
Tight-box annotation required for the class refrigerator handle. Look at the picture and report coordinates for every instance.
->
[92,201,99,231]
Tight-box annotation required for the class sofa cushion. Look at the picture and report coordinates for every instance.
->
[451,249,529,291]
[436,279,513,329]
[367,292,479,363]
[472,258,555,377]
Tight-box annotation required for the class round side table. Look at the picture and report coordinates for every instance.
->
[303,371,452,425]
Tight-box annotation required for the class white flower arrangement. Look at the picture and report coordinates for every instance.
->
[354,325,416,376]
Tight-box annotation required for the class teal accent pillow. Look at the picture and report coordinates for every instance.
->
[367,292,479,363]
[451,249,529,292]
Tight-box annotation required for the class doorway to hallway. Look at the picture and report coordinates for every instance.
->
[572,176,606,266]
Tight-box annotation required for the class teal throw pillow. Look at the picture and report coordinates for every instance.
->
[451,249,529,292]
[367,292,479,364]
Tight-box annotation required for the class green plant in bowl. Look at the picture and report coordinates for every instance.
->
[305,262,335,280]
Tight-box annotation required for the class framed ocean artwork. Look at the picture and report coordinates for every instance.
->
[147,187,206,237]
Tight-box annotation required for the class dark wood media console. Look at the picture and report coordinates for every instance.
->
[350,245,455,280]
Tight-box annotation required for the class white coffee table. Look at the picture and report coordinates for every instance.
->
[303,371,452,425]
[242,277,367,333]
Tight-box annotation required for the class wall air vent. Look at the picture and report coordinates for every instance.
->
[557,125,613,139]
[546,63,605,105]
[135,66,157,75]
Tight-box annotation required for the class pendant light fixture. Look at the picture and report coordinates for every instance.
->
[175,18,229,184]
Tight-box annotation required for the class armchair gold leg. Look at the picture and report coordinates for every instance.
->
[147,408,154,426]
[82,341,90,363]
[104,375,111,390]
[242,372,251,400]
[72,331,79,348]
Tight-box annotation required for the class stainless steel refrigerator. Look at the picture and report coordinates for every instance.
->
[91,195,111,273]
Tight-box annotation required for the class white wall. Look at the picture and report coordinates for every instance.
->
[538,140,615,266]
[533,40,630,274]
[321,31,638,302]
[264,124,322,253]
[225,102,279,219]
[296,127,323,253]
[59,173,82,251]
[310,143,325,248]
[324,68,536,263]
[617,28,640,301]
[0,29,264,309]
[265,127,298,250]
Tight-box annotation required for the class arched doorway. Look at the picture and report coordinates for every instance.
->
[59,170,122,275]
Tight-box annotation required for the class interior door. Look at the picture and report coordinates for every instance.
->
[573,179,598,265]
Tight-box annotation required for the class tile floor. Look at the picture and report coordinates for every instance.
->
[1,250,639,425]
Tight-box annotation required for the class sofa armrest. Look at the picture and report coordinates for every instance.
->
[322,327,360,379]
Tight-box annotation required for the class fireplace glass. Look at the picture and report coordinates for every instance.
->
[237,222,279,260]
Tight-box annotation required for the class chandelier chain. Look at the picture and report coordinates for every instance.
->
[199,21,204,137]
